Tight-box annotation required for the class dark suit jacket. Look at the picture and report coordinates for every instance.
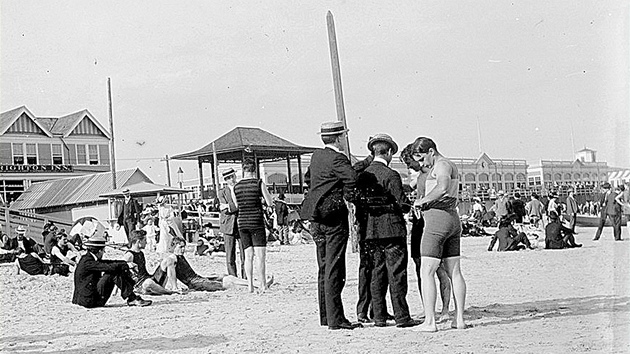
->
[72,252,129,308]
[117,198,141,226]
[218,186,238,235]
[488,225,517,251]
[301,147,357,222]
[602,191,621,215]
[357,160,410,240]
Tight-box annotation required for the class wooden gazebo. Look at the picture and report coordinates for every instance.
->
[171,127,317,197]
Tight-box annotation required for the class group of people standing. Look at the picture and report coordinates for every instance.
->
[301,121,467,332]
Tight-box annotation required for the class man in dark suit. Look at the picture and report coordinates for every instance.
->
[355,134,419,328]
[301,121,361,331]
[218,168,245,278]
[117,188,141,238]
[72,235,151,308]
[593,182,623,241]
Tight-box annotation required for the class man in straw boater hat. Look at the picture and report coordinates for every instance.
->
[354,134,420,328]
[301,121,362,330]
[72,235,152,308]
[218,167,245,278]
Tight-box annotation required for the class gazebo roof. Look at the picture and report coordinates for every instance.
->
[171,127,317,162]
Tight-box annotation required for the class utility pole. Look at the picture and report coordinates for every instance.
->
[163,155,172,186]
[107,78,117,190]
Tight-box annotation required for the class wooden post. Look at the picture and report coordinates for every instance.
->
[297,154,304,193]
[198,158,204,199]
[286,154,293,194]
[327,11,357,252]
[107,78,117,190]
[212,142,219,197]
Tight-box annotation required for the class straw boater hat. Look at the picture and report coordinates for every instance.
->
[156,196,165,204]
[84,235,107,248]
[367,133,398,155]
[602,182,611,189]
[122,188,131,195]
[222,168,236,179]
[16,225,26,234]
[318,121,348,136]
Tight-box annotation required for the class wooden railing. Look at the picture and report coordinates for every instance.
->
[1,207,73,245]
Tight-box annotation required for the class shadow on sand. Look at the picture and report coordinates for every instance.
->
[5,334,228,354]
[464,294,629,328]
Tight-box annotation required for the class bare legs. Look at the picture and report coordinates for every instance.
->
[436,265,452,321]
[443,256,467,329]
[244,246,270,293]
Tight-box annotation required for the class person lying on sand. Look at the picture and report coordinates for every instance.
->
[123,230,180,295]
[488,215,535,252]
[157,237,273,293]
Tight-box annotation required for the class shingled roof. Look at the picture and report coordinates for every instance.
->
[0,106,110,138]
[171,127,317,162]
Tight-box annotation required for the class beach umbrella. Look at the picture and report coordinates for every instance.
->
[70,216,106,239]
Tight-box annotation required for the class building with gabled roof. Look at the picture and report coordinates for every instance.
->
[0,106,112,204]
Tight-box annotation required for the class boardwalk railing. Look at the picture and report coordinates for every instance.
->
[1,207,73,245]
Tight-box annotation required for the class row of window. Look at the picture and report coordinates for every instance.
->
[11,143,101,166]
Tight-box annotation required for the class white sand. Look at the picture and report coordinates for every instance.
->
[1,226,629,353]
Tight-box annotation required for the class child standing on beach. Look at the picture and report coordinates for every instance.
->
[142,218,158,252]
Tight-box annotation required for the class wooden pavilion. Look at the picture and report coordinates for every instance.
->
[171,127,317,197]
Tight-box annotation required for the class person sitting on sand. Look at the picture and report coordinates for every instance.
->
[49,233,79,276]
[545,211,582,250]
[14,240,49,276]
[157,237,273,293]
[488,215,535,252]
[123,230,179,295]
[72,235,152,308]
[195,238,213,256]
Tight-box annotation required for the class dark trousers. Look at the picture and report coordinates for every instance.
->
[594,213,622,240]
[123,219,136,239]
[312,218,350,327]
[567,213,577,232]
[506,232,532,251]
[356,241,373,317]
[225,232,245,278]
[367,238,411,324]
[94,272,136,307]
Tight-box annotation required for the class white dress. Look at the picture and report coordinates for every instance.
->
[156,205,182,253]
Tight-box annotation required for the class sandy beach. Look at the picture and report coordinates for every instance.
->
[1,226,629,354]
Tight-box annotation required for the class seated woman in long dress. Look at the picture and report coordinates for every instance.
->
[15,241,48,276]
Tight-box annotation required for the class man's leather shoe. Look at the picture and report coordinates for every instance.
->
[374,321,387,327]
[357,314,372,323]
[396,319,422,328]
[328,322,363,330]
[127,297,152,307]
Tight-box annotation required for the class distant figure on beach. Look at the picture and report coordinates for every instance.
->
[545,211,582,249]
[510,193,526,224]
[72,235,152,308]
[615,183,630,228]
[218,168,245,278]
[141,218,158,252]
[123,230,178,295]
[525,194,545,229]
[488,215,534,252]
[411,137,467,332]
[301,121,362,330]
[234,158,274,293]
[565,190,579,233]
[491,191,510,222]
[156,196,183,253]
[354,134,420,328]
[14,239,48,276]
[116,188,142,237]
[399,143,451,321]
[274,192,290,245]
[593,182,622,241]
[158,237,272,292]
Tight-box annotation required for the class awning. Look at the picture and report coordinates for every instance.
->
[99,181,188,198]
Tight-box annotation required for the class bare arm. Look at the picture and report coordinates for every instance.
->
[51,246,76,266]
[615,193,625,207]
[260,181,273,207]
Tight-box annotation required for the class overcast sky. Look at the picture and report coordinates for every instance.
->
[2,1,628,184]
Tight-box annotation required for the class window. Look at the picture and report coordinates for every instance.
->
[12,143,24,165]
[52,144,63,164]
[77,145,87,164]
[25,144,37,164]
[88,145,99,165]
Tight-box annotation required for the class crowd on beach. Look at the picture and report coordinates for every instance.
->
[1,121,629,333]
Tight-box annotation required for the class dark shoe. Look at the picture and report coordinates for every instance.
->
[328,322,363,330]
[592,237,599,241]
[386,313,395,321]
[374,321,387,327]
[127,297,152,307]
[396,319,422,328]
[573,243,582,248]
[357,313,372,323]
